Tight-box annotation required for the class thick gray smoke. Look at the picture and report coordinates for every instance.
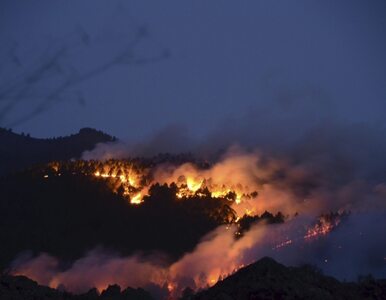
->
[14,97,386,298]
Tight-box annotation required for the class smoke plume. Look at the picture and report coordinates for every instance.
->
[11,103,386,298]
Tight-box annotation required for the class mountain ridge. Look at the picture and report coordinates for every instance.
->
[0,127,116,175]
[2,257,386,300]
[191,257,386,300]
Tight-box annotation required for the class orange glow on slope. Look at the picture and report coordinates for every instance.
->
[46,159,260,219]
[12,150,356,300]
[272,213,344,250]
[304,214,341,240]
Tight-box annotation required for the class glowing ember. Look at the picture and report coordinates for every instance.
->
[304,214,342,241]
[273,239,293,250]
[273,212,346,250]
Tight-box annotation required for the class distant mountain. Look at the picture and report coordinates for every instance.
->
[190,257,386,300]
[0,127,116,175]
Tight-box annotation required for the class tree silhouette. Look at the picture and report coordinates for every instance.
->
[0,19,169,127]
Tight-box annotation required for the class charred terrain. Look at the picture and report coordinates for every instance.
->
[0,128,385,299]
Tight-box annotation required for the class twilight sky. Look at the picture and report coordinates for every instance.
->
[0,0,385,141]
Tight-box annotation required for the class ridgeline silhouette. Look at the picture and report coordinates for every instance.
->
[1,258,385,300]
[0,127,115,176]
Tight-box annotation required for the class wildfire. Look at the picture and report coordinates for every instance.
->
[304,217,341,240]
[273,212,346,250]
[186,176,203,192]
[42,160,348,243]
[273,239,293,249]
[44,159,259,219]
[130,193,143,205]
[11,150,367,300]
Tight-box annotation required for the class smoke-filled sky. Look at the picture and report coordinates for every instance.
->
[0,0,385,140]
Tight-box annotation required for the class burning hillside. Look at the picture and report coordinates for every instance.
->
[28,155,348,240]
[37,148,333,219]
[41,156,260,212]
[3,146,383,299]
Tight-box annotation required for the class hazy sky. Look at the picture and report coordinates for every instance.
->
[0,0,385,140]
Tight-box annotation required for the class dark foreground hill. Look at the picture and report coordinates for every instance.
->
[0,127,115,175]
[1,258,385,300]
[0,275,153,300]
[191,257,386,300]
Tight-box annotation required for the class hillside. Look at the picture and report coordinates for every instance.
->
[0,156,289,272]
[0,161,235,270]
[2,258,386,300]
[0,274,153,300]
[0,127,115,176]
[191,257,386,300]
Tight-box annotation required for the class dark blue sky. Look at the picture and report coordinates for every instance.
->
[0,0,385,141]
